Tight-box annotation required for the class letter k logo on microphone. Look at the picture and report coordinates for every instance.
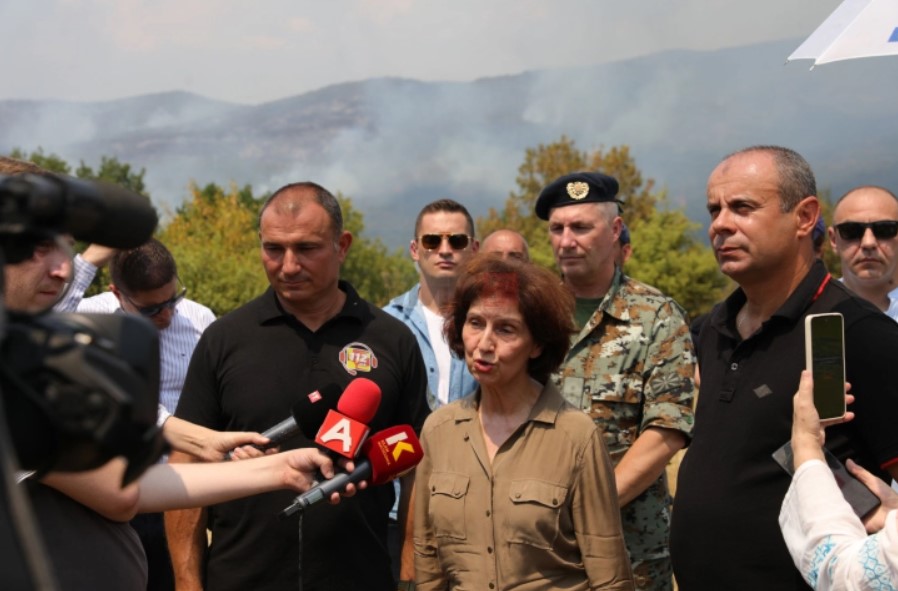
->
[385,431,414,461]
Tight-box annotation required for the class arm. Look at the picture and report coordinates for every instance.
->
[137,447,344,512]
[164,450,208,591]
[53,252,101,312]
[162,416,270,462]
[615,301,695,506]
[614,427,687,507]
[398,472,416,581]
[412,430,447,591]
[780,460,898,591]
[575,429,635,590]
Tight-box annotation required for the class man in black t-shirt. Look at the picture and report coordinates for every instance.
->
[166,182,429,591]
[670,146,898,591]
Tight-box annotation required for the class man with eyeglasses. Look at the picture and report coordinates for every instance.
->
[829,186,898,319]
[671,146,898,591]
[385,198,480,410]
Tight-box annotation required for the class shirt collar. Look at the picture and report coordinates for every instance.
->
[256,280,365,326]
[455,381,567,427]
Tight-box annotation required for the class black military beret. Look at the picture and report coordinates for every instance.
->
[534,172,621,220]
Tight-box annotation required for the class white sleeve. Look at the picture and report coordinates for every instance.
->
[779,459,898,590]
[54,254,98,312]
[156,404,171,428]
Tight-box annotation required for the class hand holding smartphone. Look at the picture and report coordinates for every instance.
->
[804,313,847,424]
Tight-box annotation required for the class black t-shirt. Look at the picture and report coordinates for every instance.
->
[26,480,147,590]
[175,282,430,591]
[671,260,898,591]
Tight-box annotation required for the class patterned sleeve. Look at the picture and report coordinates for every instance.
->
[54,254,97,312]
[640,298,696,437]
[780,460,898,590]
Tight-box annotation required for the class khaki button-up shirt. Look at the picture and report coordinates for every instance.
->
[414,382,634,591]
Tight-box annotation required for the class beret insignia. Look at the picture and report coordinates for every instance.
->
[566,181,589,200]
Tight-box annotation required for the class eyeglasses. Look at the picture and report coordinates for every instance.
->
[419,233,472,251]
[834,220,898,241]
[123,283,187,317]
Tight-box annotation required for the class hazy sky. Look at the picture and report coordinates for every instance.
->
[0,0,842,104]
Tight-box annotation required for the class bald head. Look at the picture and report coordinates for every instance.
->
[481,229,530,262]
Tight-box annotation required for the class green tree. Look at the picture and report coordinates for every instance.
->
[478,136,727,318]
[625,203,729,316]
[478,136,659,269]
[339,194,417,306]
[8,147,71,174]
[75,155,149,197]
[158,182,268,315]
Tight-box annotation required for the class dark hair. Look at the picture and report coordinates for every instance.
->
[110,238,177,294]
[444,255,576,383]
[414,199,475,238]
[258,182,344,238]
[724,146,816,212]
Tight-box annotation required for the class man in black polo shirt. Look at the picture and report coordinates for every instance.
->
[670,146,898,591]
[165,182,430,591]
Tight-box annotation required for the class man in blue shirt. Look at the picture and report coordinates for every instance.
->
[385,199,480,409]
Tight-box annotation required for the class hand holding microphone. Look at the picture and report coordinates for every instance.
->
[281,424,424,517]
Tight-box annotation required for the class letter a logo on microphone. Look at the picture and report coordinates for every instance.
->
[315,409,369,458]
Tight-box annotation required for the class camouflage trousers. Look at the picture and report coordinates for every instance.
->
[631,556,673,591]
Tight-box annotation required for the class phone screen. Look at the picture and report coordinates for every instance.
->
[807,314,846,421]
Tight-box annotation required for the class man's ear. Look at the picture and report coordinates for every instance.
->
[795,196,821,239]
[409,239,420,262]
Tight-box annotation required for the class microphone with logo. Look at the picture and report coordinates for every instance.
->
[281,424,424,517]
[227,383,343,458]
[313,378,382,460]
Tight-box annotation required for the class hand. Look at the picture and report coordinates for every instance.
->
[847,459,898,534]
[791,370,854,468]
[79,244,118,268]
[229,444,278,461]
[279,450,364,504]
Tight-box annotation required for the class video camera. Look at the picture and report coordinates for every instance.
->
[0,171,163,589]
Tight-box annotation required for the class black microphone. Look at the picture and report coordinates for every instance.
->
[0,173,158,249]
[281,424,424,518]
[230,384,341,456]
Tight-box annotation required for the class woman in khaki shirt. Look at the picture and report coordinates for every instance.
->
[413,255,634,591]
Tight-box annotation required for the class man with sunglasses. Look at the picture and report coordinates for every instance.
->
[385,198,480,410]
[829,186,898,318]
[671,146,898,591]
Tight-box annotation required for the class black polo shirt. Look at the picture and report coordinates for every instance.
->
[175,281,429,591]
[671,260,898,591]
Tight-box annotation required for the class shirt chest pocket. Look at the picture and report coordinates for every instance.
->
[505,479,569,549]
[428,472,470,540]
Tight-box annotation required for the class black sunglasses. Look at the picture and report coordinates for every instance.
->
[834,220,898,241]
[419,233,471,251]
[123,284,187,317]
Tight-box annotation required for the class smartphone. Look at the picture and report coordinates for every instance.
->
[773,441,881,519]
[804,313,846,423]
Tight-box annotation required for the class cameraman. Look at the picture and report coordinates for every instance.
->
[1,157,360,590]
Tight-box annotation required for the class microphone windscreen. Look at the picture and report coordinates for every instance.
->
[361,425,423,485]
[336,378,382,424]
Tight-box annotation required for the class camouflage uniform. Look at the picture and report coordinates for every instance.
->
[554,268,696,591]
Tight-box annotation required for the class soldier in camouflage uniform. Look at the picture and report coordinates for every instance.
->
[535,172,696,591]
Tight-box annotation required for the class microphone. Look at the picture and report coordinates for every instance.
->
[228,384,342,457]
[281,424,424,517]
[0,173,158,249]
[314,378,381,460]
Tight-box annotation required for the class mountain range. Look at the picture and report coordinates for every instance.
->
[2,38,897,248]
